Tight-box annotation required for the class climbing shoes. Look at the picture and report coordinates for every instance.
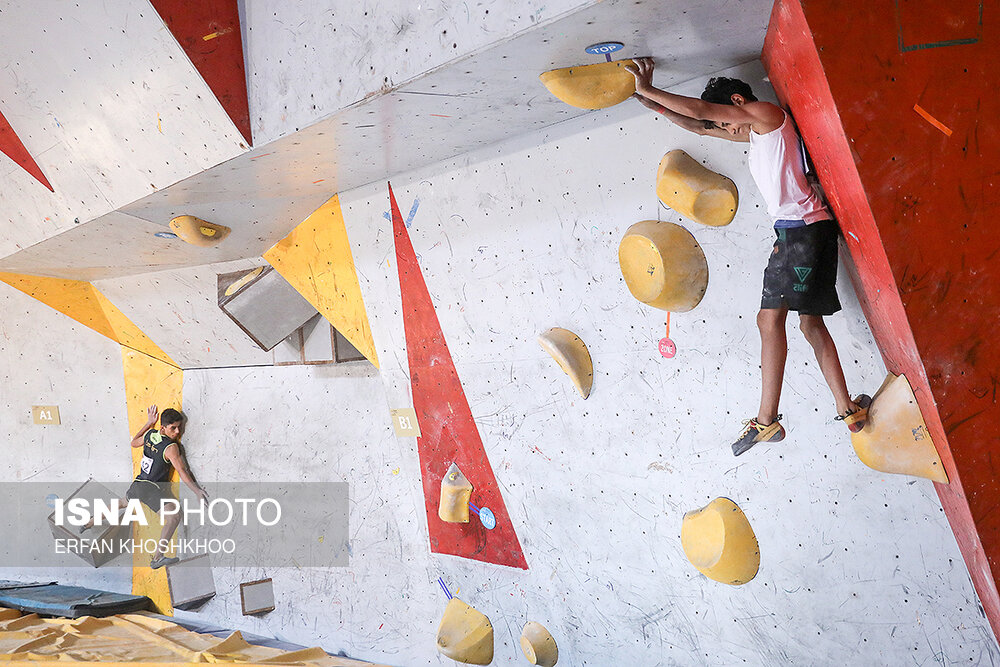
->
[836,394,872,433]
[732,415,785,457]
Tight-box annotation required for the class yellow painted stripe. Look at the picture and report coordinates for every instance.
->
[0,273,176,366]
[264,194,380,367]
[122,348,183,615]
[0,272,119,340]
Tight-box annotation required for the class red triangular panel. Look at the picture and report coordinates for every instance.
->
[390,183,528,570]
[0,108,52,191]
[149,0,253,146]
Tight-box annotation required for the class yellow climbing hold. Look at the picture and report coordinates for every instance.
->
[520,621,558,666]
[656,149,739,227]
[539,60,636,110]
[537,327,594,399]
[436,598,494,665]
[618,220,709,312]
[851,372,948,483]
[681,497,760,585]
[169,215,231,247]
[439,463,473,523]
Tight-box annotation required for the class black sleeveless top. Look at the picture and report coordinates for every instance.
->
[136,430,176,483]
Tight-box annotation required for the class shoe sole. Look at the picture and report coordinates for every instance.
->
[732,422,785,456]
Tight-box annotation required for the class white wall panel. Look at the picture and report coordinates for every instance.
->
[0,282,132,593]
[94,258,275,369]
[157,62,999,664]
[0,0,247,256]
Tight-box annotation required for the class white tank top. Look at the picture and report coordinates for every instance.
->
[747,110,830,224]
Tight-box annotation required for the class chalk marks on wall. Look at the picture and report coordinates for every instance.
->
[389,182,527,569]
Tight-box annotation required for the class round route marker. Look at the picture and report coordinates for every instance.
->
[479,507,497,530]
[658,337,676,358]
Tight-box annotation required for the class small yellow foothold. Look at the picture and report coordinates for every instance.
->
[439,463,473,523]
[318,536,324,543]
[169,215,231,247]
[681,497,760,585]
[392,467,400,475]
[537,327,594,399]
[520,621,559,666]
[436,598,494,665]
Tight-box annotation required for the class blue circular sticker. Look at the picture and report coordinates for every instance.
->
[585,42,624,56]
[479,507,496,530]
[45,493,58,509]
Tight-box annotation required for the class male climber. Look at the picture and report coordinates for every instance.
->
[83,406,208,568]
[626,57,870,456]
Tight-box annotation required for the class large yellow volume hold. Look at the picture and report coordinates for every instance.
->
[537,327,593,399]
[539,60,636,110]
[618,220,709,312]
[520,621,558,666]
[681,497,760,585]
[439,463,473,523]
[169,215,231,247]
[436,598,494,665]
[850,373,948,483]
[656,150,739,226]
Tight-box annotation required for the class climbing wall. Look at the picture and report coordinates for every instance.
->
[762,0,1000,640]
[140,63,997,664]
[0,282,132,594]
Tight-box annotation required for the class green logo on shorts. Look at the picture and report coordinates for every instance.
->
[793,266,812,292]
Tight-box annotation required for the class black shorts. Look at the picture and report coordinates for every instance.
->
[126,479,177,513]
[760,220,841,316]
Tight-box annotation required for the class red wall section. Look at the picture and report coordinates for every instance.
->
[0,107,53,191]
[763,0,1000,637]
[149,0,252,146]
[390,183,528,570]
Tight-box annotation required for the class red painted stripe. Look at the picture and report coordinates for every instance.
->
[390,182,527,569]
[149,0,252,146]
[0,108,53,191]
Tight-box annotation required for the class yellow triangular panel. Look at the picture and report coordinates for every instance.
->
[0,272,118,340]
[122,348,183,615]
[93,290,175,366]
[0,272,175,366]
[264,194,380,367]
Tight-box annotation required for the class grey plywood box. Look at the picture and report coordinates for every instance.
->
[166,554,215,611]
[47,479,129,568]
[239,578,275,615]
[217,266,319,351]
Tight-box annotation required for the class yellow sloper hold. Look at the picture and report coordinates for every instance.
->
[537,327,593,399]
[656,150,739,227]
[168,215,231,247]
[264,194,380,368]
[520,621,558,666]
[122,348,183,615]
[439,462,473,523]
[681,497,760,585]
[436,598,494,665]
[539,60,636,109]
[618,220,709,312]
[0,273,176,366]
[851,372,948,483]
